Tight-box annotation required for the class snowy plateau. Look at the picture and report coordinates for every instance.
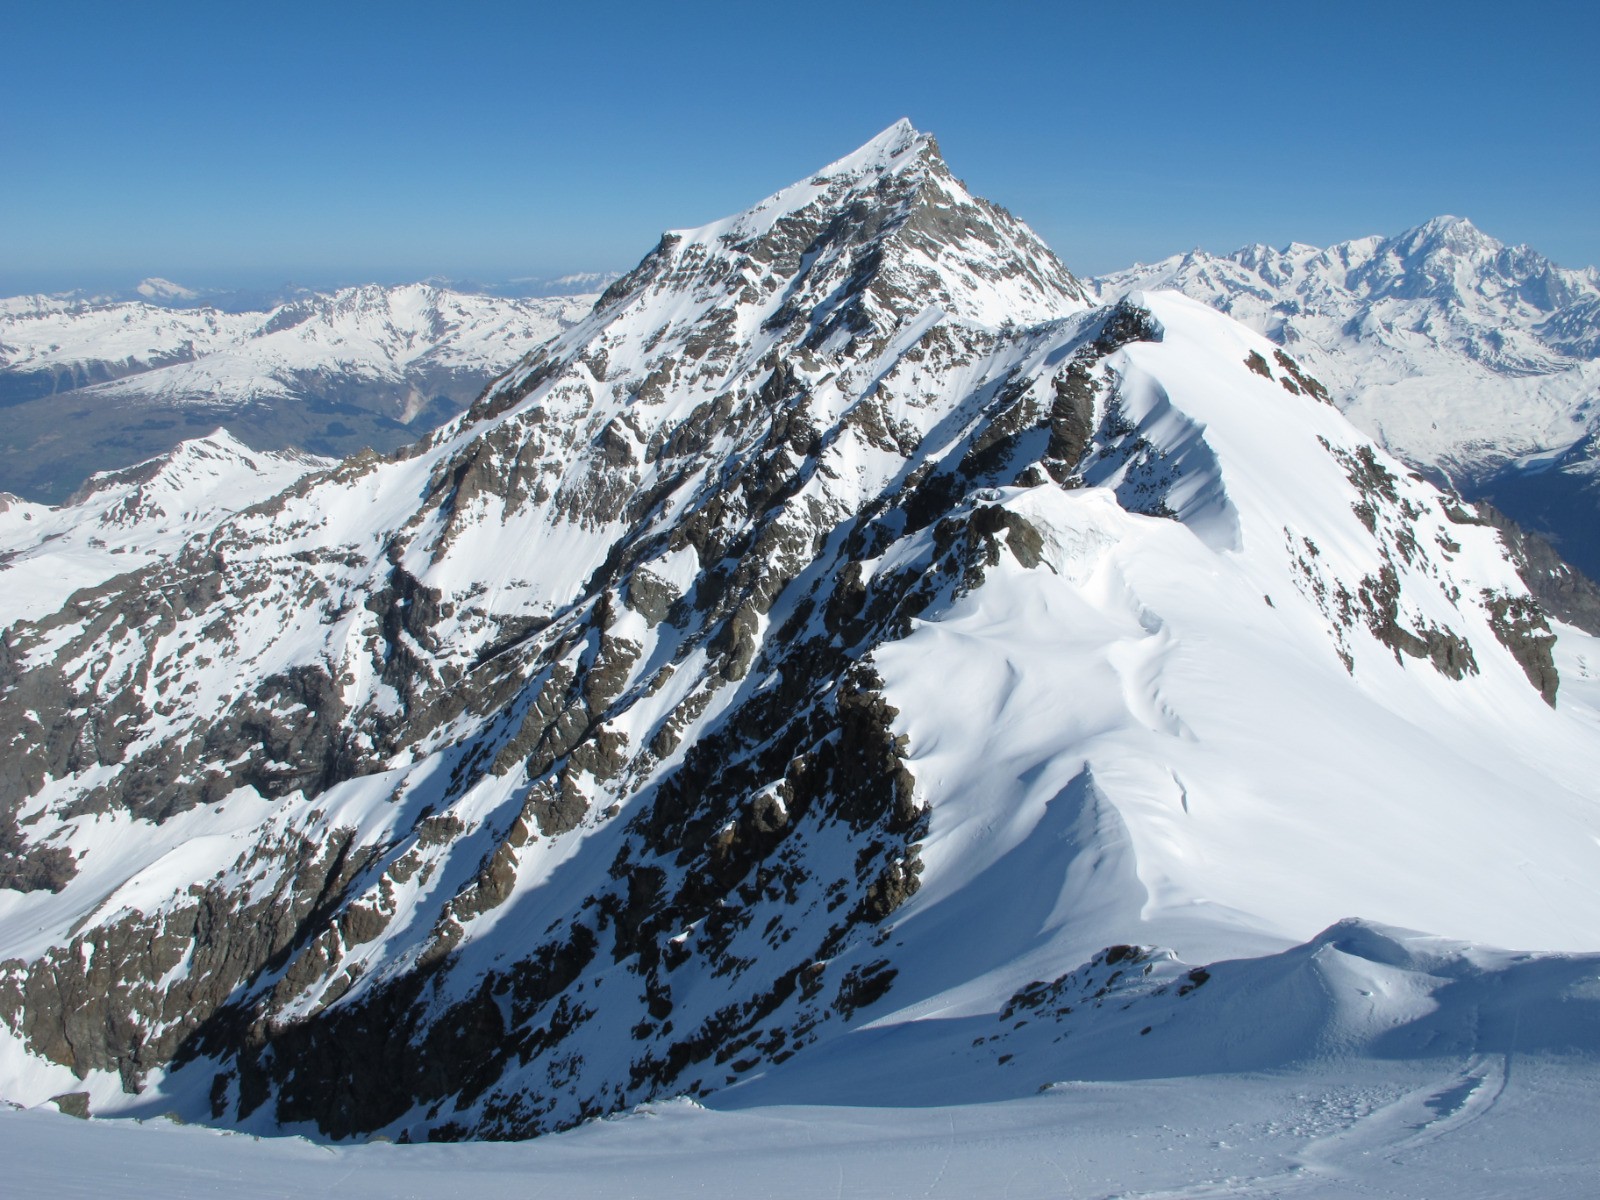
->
[2,121,1599,1198]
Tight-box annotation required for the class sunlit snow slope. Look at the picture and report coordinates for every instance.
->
[1096,218,1600,576]
[0,431,332,625]
[0,122,1596,1147]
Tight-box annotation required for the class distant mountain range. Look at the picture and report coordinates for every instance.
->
[1096,216,1600,577]
[22,271,622,312]
[0,283,598,503]
[7,222,1598,587]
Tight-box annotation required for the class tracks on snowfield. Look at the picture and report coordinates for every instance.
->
[1105,1054,1512,1199]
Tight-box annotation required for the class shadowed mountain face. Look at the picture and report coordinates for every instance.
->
[0,285,595,503]
[1,123,1598,1144]
[1096,218,1600,579]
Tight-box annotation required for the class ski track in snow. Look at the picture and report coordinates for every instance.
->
[4,1054,1597,1198]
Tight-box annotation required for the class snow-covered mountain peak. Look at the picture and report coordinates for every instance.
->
[1110,216,1597,325]
[697,118,933,244]
[0,429,332,625]
[1404,213,1484,246]
[837,115,923,166]
[1098,214,1600,384]
[2,129,1598,1147]
[592,120,1087,354]
[659,121,924,257]
[66,427,318,505]
[134,277,199,302]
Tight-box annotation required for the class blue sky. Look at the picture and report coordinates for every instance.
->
[4,0,1597,293]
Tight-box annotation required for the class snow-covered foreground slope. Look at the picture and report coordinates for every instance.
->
[0,431,331,626]
[1095,219,1600,577]
[9,921,1600,1199]
[0,284,595,503]
[0,122,1597,1165]
[7,1050,1600,1198]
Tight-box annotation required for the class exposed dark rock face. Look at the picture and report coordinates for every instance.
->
[1476,501,1600,636]
[0,819,73,893]
[0,827,378,1089]
[1094,300,1163,353]
[49,1091,90,1119]
[1272,350,1332,403]
[1482,589,1560,705]
[1358,564,1478,679]
[1274,437,1514,685]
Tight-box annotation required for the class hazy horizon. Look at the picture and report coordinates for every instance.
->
[0,266,624,300]
[6,1,1597,290]
[7,205,1597,305]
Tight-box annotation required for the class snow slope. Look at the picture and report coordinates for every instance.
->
[9,915,1600,1195]
[0,430,331,626]
[6,1039,1599,1198]
[1095,218,1600,574]
[0,122,1596,1163]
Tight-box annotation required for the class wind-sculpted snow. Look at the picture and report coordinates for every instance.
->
[0,124,1598,1148]
[8,918,1600,1199]
[1096,217,1600,578]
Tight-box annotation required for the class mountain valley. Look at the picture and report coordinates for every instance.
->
[0,285,595,504]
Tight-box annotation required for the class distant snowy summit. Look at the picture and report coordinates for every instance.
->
[1096,217,1600,575]
[1097,216,1600,378]
[20,269,617,312]
[0,281,598,503]
[133,277,201,303]
[0,429,331,625]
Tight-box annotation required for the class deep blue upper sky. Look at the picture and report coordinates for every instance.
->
[5,0,1596,293]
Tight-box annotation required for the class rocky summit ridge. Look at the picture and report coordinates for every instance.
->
[1,123,1599,1141]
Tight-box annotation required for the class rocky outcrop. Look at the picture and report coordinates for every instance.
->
[1477,501,1600,635]
[1482,589,1560,705]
